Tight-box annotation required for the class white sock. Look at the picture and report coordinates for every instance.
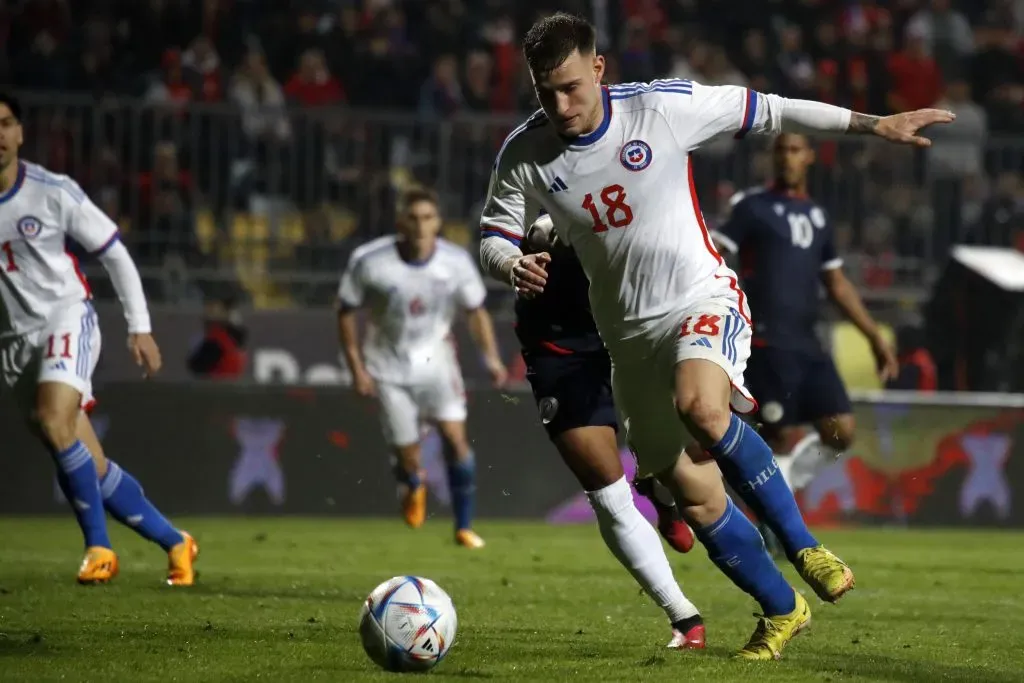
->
[788,432,841,492]
[587,477,699,624]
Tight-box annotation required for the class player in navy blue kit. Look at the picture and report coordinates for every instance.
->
[713,133,898,552]
[511,213,705,650]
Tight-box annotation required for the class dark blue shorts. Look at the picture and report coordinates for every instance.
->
[744,345,852,429]
[522,347,618,440]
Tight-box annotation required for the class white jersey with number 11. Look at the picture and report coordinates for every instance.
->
[0,161,119,338]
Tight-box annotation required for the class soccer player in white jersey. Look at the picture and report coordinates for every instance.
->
[338,186,507,549]
[478,14,954,659]
[0,93,198,585]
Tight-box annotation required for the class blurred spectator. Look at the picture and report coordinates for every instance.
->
[136,142,197,265]
[182,35,224,102]
[145,48,196,109]
[284,49,344,108]
[971,22,1023,109]
[905,0,974,79]
[419,53,463,118]
[969,172,1024,251]
[11,31,67,90]
[620,18,655,83]
[888,36,943,112]
[929,80,987,178]
[463,50,494,112]
[188,293,248,379]
[231,49,291,145]
[776,24,815,98]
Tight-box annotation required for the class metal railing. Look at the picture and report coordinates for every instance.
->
[14,92,1023,308]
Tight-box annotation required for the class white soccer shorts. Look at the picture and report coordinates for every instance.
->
[0,300,102,414]
[612,298,757,476]
[375,366,467,448]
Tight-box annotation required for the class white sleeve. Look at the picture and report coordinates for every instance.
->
[666,82,852,151]
[455,252,487,310]
[479,150,529,248]
[97,241,152,334]
[64,191,120,255]
[337,257,365,310]
[479,235,522,284]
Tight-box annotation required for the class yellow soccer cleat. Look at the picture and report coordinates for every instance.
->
[454,529,485,549]
[77,546,119,585]
[735,591,811,661]
[167,531,199,586]
[401,479,427,529]
[795,545,855,603]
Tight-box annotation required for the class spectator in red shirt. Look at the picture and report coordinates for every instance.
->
[284,49,345,107]
[182,35,223,102]
[888,36,943,112]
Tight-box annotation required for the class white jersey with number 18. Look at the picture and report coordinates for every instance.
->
[0,161,119,339]
[480,80,783,357]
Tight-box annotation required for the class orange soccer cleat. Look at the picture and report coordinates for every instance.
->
[77,546,119,585]
[166,531,199,586]
[454,529,485,549]
[401,478,427,529]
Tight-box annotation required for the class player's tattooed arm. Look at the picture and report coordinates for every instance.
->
[845,113,880,135]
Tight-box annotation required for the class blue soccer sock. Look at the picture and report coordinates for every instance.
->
[392,461,422,490]
[694,498,795,616]
[54,441,111,550]
[100,461,184,551]
[710,414,818,558]
[445,454,476,531]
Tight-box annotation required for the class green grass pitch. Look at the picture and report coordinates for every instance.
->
[1,518,1023,682]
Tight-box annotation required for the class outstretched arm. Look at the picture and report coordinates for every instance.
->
[674,81,956,149]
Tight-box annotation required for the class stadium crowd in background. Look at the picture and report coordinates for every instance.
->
[1,0,1023,305]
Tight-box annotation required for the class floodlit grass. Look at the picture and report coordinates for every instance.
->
[1,518,1023,682]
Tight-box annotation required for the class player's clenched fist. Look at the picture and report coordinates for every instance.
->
[509,252,551,298]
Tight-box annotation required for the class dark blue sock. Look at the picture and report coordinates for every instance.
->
[100,461,184,551]
[710,415,818,558]
[54,441,111,549]
[445,455,475,531]
[694,498,795,616]
[392,462,421,490]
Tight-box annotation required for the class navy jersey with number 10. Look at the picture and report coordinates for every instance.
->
[713,187,842,353]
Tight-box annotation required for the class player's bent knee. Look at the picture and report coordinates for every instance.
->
[818,415,855,452]
[674,392,731,444]
[35,382,83,451]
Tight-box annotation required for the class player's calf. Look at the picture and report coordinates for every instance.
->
[36,382,112,555]
[674,360,820,560]
[656,450,800,646]
[815,414,855,453]
[437,420,480,544]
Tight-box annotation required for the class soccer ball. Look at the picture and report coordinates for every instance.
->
[359,576,457,672]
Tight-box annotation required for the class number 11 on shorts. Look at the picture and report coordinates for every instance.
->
[46,333,73,360]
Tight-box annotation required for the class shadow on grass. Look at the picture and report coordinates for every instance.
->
[791,649,1019,683]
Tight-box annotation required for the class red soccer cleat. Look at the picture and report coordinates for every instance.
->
[667,623,706,650]
[634,476,695,553]
[656,508,696,554]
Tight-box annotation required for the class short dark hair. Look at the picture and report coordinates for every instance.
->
[398,185,439,214]
[522,13,596,75]
[0,92,22,122]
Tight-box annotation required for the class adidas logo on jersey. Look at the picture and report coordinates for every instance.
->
[547,176,569,194]
[689,337,713,349]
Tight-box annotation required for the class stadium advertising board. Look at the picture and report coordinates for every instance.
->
[90,304,523,386]
[3,385,1024,527]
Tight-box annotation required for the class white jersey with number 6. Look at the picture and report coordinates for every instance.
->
[338,235,487,385]
[0,161,119,339]
[480,80,787,356]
